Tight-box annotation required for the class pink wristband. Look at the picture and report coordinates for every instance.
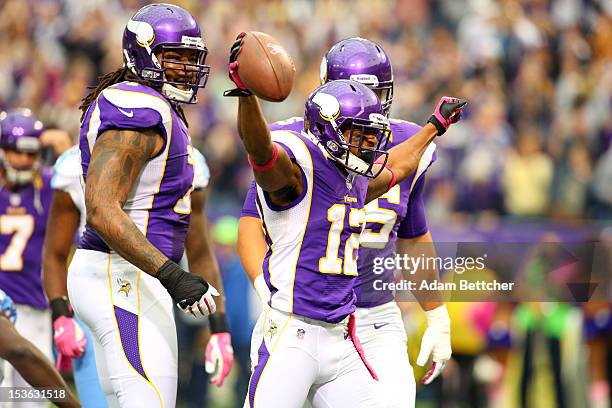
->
[375,159,397,191]
[248,144,279,171]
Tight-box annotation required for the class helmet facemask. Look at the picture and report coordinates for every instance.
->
[317,114,390,178]
[0,148,40,186]
[140,43,210,104]
[371,82,393,117]
[123,15,211,104]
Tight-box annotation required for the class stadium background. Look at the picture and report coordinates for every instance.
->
[1,0,610,407]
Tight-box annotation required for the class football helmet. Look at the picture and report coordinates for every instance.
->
[304,80,390,178]
[321,38,394,116]
[0,109,44,185]
[122,3,210,104]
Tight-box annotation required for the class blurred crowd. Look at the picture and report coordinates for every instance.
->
[1,1,611,407]
[0,0,611,223]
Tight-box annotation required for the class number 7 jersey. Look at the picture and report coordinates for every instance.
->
[0,170,53,308]
[254,130,368,323]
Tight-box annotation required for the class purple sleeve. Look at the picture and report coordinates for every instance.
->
[97,90,165,136]
[240,180,260,219]
[269,117,304,133]
[396,174,428,239]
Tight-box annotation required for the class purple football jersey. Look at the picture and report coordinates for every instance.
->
[0,169,53,308]
[356,118,436,307]
[254,129,368,323]
[247,117,436,308]
[79,82,195,262]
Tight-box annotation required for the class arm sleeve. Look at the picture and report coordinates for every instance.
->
[240,181,260,219]
[51,146,84,211]
[192,148,210,189]
[96,88,167,143]
[396,173,428,239]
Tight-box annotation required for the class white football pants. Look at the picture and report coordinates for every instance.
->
[68,249,178,408]
[245,307,384,408]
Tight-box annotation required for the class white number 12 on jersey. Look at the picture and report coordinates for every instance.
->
[319,204,365,275]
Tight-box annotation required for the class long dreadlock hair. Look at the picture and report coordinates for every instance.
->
[79,66,189,126]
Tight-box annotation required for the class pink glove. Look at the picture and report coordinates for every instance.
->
[205,332,234,386]
[53,316,86,359]
[55,353,73,372]
[427,96,467,135]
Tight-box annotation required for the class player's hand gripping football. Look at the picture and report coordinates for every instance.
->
[427,97,467,136]
[156,260,219,318]
[224,32,253,97]
[417,305,452,384]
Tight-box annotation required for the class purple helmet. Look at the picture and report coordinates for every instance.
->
[304,80,390,178]
[0,109,44,185]
[123,3,210,104]
[320,38,393,116]
[0,109,44,153]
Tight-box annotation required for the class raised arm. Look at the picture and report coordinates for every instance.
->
[224,34,302,206]
[367,97,466,202]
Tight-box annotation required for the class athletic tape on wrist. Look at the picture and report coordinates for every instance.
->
[209,313,229,333]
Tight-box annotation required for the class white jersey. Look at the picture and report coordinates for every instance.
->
[52,145,210,236]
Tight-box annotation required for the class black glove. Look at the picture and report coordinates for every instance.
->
[50,297,72,321]
[156,260,218,317]
[427,97,467,136]
[224,32,253,97]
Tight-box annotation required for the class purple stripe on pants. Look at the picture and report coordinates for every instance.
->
[114,306,148,380]
[248,338,270,407]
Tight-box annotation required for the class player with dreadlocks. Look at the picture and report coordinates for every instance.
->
[68,4,229,406]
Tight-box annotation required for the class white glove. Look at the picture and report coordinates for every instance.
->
[180,284,219,318]
[254,274,271,303]
[417,305,451,384]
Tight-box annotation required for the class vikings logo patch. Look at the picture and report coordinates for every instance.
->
[127,20,155,48]
[117,278,131,297]
[312,92,340,122]
[296,328,305,339]
[268,320,278,338]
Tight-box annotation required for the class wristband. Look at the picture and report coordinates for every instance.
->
[375,159,397,191]
[209,313,229,333]
[248,144,279,171]
[427,116,446,136]
[50,297,72,321]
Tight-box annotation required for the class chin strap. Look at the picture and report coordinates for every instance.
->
[161,83,194,103]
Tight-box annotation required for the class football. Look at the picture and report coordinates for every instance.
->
[237,31,295,102]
